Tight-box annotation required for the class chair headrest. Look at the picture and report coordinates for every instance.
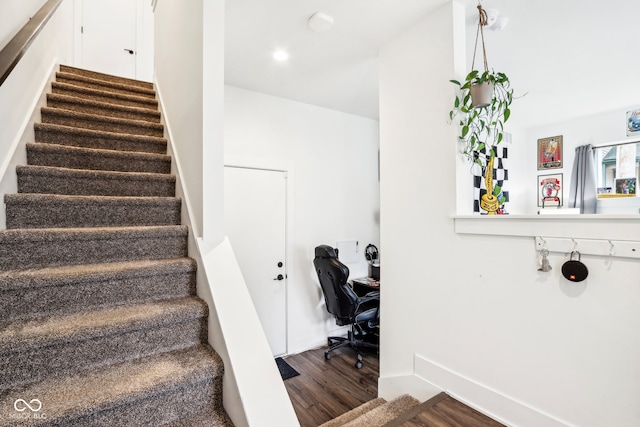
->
[315,245,337,259]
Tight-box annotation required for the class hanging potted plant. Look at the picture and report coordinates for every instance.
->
[449,68,513,162]
[449,3,515,214]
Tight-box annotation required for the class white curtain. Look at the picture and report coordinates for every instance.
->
[568,144,597,213]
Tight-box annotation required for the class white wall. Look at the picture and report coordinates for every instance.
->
[0,0,74,229]
[0,0,47,48]
[201,0,225,244]
[153,0,205,237]
[379,0,460,379]
[379,1,640,426]
[224,86,380,354]
[153,0,224,243]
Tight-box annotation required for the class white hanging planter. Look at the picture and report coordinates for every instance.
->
[470,81,493,108]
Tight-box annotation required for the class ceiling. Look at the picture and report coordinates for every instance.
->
[225,0,640,127]
[225,0,449,120]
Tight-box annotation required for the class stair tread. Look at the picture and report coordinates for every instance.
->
[47,92,161,122]
[51,81,158,108]
[25,142,171,174]
[26,141,171,162]
[0,224,187,241]
[60,65,154,89]
[0,258,195,291]
[56,71,156,98]
[0,226,188,271]
[34,122,168,155]
[17,164,175,182]
[343,394,420,427]
[0,296,206,353]
[319,398,387,427]
[5,193,179,206]
[35,122,166,144]
[41,106,164,132]
[5,193,181,229]
[165,408,234,427]
[0,345,223,424]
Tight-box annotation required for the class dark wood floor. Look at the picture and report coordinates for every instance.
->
[282,345,379,426]
[282,346,504,427]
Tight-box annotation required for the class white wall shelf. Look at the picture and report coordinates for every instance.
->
[453,214,640,242]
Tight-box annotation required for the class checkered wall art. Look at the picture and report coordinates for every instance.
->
[472,146,509,214]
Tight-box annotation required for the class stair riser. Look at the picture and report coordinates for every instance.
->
[0,234,187,271]
[47,97,161,123]
[52,83,158,110]
[41,110,164,138]
[60,65,153,90]
[17,173,175,197]
[6,200,180,229]
[56,75,156,99]
[1,318,207,392]
[0,271,195,323]
[26,146,171,174]
[35,124,167,154]
[67,377,221,427]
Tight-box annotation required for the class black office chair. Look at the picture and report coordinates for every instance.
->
[313,245,380,369]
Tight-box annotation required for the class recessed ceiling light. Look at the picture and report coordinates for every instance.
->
[273,50,289,61]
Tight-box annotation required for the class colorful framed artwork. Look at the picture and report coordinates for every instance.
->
[538,173,563,207]
[537,136,563,170]
[615,177,636,195]
[626,109,640,137]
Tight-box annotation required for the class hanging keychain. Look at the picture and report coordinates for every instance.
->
[538,248,552,272]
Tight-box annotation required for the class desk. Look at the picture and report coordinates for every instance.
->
[351,277,380,296]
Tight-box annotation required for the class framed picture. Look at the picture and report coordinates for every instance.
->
[538,173,563,207]
[615,177,636,195]
[537,136,563,170]
[626,109,640,137]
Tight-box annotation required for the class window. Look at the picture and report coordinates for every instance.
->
[595,141,639,197]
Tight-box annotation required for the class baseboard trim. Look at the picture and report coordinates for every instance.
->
[414,354,570,427]
[378,373,441,402]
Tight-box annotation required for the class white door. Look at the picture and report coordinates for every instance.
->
[224,166,287,356]
[81,0,137,79]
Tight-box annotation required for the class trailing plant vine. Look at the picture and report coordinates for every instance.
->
[449,69,513,168]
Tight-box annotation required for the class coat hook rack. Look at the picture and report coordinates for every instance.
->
[534,237,640,260]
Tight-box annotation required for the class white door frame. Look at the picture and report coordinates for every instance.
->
[224,163,293,356]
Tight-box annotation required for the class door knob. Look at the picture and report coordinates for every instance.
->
[277,262,283,268]
[124,49,134,55]
[273,274,284,281]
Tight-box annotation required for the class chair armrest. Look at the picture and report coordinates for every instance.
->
[355,292,380,313]
[358,291,379,303]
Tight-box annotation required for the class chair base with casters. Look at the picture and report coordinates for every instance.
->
[325,323,379,369]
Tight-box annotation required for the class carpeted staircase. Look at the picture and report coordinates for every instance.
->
[0,65,233,426]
